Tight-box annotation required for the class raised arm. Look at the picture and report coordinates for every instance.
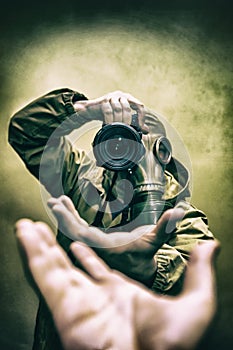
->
[8,88,90,195]
[8,89,146,198]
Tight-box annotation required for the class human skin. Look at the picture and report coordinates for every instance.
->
[73,90,149,133]
[47,195,185,286]
[15,219,219,350]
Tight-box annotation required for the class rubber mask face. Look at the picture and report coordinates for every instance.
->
[107,114,173,228]
[132,114,173,225]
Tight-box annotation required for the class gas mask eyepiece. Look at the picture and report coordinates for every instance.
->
[153,136,172,166]
[92,124,172,171]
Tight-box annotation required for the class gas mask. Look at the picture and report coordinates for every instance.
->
[92,114,175,229]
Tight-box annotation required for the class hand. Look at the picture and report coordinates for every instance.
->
[15,219,219,350]
[73,90,149,133]
[47,195,185,286]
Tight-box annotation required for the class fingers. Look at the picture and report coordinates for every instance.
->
[15,219,56,260]
[102,96,132,124]
[99,91,146,130]
[74,90,149,132]
[48,195,87,229]
[182,239,220,295]
[126,95,148,132]
[101,100,114,124]
[162,208,185,234]
[47,195,73,211]
[70,242,112,281]
[48,196,121,248]
[150,208,185,245]
[48,195,86,224]
[15,219,57,294]
[15,219,72,291]
[47,196,89,241]
[101,92,135,124]
[15,218,99,317]
[15,219,72,271]
[165,240,220,349]
[120,96,132,125]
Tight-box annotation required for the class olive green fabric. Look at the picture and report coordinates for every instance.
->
[8,88,214,349]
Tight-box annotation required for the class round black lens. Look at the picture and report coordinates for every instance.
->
[92,123,145,171]
[105,136,129,159]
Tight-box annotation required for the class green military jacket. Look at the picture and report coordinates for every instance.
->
[9,88,215,350]
[9,88,214,294]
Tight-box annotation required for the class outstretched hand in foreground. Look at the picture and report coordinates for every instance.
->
[16,219,219,350]
[47,195,185,286]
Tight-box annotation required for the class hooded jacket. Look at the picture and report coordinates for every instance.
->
[9,88,214,294]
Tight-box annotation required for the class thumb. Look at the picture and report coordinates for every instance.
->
[182,240,220,296]
[169,240,221,349]
[151,208,185,245]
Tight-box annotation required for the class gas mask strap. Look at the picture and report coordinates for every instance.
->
[92,172,118,227]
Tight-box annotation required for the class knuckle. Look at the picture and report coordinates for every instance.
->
[113,105,122,113]
[101,104,112,113]
[59,195,68,202]
[124,106,132,113]
[104,109,113,116]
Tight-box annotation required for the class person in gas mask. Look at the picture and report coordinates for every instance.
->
[8,89,215,350]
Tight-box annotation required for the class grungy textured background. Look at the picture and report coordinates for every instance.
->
[0,1,232,349]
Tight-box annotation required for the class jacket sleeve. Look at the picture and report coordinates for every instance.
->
[152,202,215,295]
[8,88,93,197]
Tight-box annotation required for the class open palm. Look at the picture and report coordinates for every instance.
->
[48,195,184,285]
